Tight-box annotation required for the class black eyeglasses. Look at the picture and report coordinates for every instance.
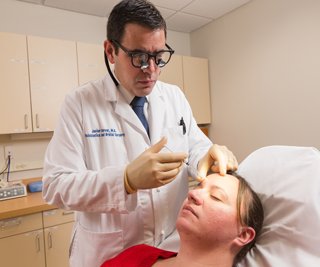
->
[111,39,175,70]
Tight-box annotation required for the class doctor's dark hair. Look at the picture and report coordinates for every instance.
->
[229,171,264,267]
[107,0,167,55]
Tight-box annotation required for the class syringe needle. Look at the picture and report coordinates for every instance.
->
[164,145,207,181]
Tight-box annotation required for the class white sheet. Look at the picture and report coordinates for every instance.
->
[237,146,320,267]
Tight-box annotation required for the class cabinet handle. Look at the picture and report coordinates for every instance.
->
[62,211,74,215]
[37,235,41,251]
[1,222,21,228]
[25,114,28,129]
[36,114,39,128]
[49,232,52,248]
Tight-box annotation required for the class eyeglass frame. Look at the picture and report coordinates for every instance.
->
[111,39,175,69]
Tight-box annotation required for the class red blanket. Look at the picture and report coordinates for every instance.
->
[100,244,177,267]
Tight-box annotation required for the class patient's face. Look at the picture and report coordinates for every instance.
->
[176,173,240,246]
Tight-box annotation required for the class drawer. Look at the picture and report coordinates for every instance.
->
[0,212,43,239]
[43,208,74,228]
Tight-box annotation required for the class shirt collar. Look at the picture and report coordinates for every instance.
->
[112,65,150,104]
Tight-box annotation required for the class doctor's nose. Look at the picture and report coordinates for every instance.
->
[188,189,203,205]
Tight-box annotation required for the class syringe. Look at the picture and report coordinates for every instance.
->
[164,145,207,181]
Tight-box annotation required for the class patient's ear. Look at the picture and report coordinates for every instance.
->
[233,227,255,247]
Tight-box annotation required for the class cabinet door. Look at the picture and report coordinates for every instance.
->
[157,54,184,91]
[0,32,32,134]
[44,222,74,267]
[27,36,79,132]
[0,229,45,267]
[183,56,211,124]
[77,42,107,86]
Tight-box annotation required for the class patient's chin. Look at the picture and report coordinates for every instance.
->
[175,217,196,238]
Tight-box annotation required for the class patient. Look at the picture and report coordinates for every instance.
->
[101,172,264,267]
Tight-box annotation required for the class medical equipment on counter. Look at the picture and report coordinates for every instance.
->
[164,145,207,181]
[0,181,27,201]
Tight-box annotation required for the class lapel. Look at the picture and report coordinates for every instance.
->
[103,74,149,143]
[103,74,166,145]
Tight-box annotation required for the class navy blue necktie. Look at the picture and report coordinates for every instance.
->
[131,96,149,136]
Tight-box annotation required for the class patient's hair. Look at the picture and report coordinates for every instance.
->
[228,171,264,267]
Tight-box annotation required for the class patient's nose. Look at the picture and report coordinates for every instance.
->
[188,189,203,205]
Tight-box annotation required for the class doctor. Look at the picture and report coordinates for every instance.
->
[42,1,238,267]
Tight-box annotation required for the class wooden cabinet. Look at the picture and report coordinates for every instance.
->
[0,32,211,135]
[44,222,74,267]
[43,209,75,267]
[158,54,212,124]
[77,42,107,86]
[0,32,32,134]
[0,212,45,266]
[28,36,79,132]
[0,32,79,134]
[0,209,74,267]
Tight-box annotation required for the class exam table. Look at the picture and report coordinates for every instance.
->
[158,146,320,267]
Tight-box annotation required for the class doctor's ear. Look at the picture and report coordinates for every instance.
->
[233,227,255,247]
[104,40,116,64]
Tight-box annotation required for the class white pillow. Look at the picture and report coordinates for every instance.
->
[237,146,320,267]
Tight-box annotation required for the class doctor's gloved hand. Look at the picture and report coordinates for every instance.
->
[197,144,238,182]
[126,137,188,191]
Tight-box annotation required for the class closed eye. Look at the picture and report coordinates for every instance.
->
[211,195,222,202]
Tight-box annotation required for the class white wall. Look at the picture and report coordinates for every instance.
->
[191,0,320,162]
[0,0,190,181]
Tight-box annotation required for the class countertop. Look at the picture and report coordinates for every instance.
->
[0,177,56,220]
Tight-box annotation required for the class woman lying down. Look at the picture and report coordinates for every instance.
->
[101,172,264,267]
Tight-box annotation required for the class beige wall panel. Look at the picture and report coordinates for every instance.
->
[158,54,184,91]
[77,42,107,86]
[191,0,320,162]
[183,56,211,124]
[0,32,32,134]
[27,35,78,132]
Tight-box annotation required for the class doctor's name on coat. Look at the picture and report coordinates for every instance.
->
[85,128,125,138]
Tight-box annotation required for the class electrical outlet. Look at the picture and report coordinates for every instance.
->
[4,146,14,159]
[14,162,29,171]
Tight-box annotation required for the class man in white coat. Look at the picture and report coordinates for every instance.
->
[42,1,238,266]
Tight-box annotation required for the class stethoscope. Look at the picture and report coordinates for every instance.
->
[104,51,119,87]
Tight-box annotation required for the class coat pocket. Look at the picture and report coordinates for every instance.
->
[161,126,188,153]
[69,222,123,267]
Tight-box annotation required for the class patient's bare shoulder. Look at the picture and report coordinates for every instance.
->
[152,256,176,266]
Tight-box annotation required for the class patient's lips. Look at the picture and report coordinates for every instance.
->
[182,205,198,218]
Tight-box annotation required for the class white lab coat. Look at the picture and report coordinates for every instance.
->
[42,72,212,267]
